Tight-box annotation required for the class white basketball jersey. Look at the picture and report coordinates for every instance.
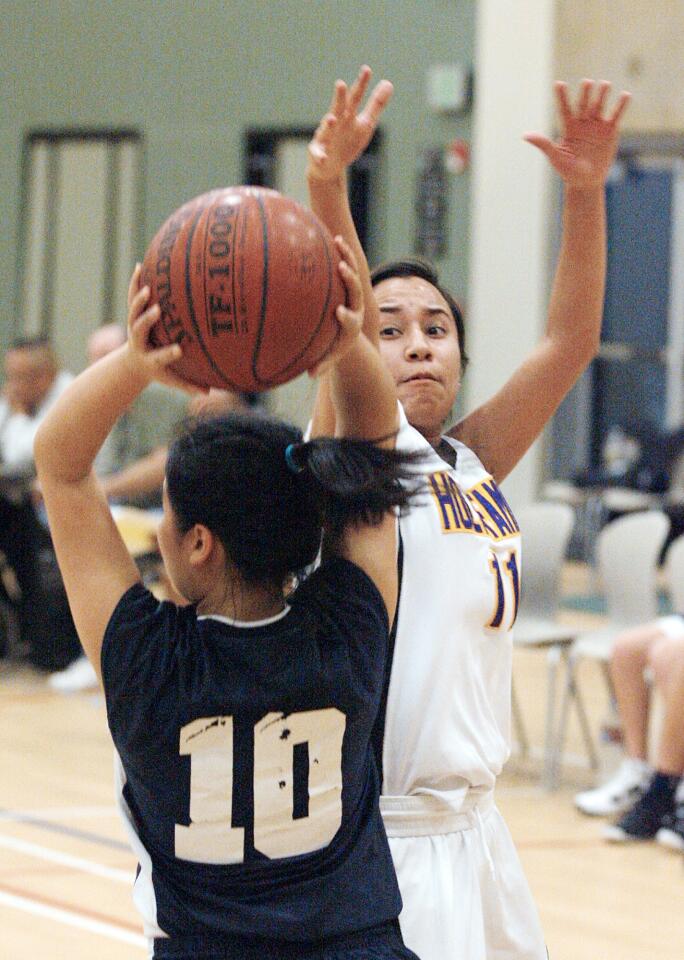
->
[381,407,521,805]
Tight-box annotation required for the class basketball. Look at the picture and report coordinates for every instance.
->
[140,186,344,391]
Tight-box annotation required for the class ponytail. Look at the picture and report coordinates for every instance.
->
[286,436,423,538]
[166,412,424,589]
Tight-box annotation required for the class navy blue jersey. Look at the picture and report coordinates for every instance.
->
[101,557,402,951]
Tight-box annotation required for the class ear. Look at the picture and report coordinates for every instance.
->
[187,523,218,568]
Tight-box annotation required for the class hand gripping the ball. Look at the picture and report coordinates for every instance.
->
[125,265,206,394]
[308,236,363,379]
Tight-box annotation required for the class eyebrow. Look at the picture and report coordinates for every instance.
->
[377,301,450,317]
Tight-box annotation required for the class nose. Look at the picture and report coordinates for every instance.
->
[404,327,433,361]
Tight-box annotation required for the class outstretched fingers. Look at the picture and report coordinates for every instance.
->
[554,81,572,125]
[608,90,632,125]
[359,78,394,129]
[347,65,372,114]
[576,78,594,117]
[588,80,612,118]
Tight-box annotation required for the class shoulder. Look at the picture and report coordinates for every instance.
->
[293,557,389,633]
[101,583,196,696]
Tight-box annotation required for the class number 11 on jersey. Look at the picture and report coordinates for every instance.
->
[487,549,520,631]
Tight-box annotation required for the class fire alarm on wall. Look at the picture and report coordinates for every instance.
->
[427,63,472,114]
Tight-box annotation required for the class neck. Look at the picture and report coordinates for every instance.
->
[196,574,285,621]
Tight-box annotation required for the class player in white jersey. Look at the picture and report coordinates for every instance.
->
[307,68,630,959]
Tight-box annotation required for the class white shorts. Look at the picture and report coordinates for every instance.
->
[382,792,547,960]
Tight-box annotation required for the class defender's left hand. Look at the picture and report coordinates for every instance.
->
[524,80,631,189]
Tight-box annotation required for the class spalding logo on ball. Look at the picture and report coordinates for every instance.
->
[141,186,344,391]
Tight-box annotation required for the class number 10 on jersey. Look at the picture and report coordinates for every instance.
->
[175,708,346,864]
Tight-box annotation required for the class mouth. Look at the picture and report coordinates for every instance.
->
[401,373,439,384]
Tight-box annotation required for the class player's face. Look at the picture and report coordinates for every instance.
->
[374,276,462,442]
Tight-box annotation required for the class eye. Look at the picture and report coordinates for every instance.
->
[426,323,448,337]
[379,324,401,339]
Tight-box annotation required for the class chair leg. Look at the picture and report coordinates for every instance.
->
[572,671,600,772]
[551,651,600,787]
[511,677,529,758]
[541,644,562,791]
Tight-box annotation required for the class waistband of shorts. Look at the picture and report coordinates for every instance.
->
[380,789,494,837]
[152,918,406,959]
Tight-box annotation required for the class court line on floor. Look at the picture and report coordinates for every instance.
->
[0,882,146,949]
[0,834,133,883]
[0,807,130,851]
[0,804,117,821]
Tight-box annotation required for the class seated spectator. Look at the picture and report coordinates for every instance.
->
[0,337,79,668]
[574,617,684,849]
[0,336,73,474]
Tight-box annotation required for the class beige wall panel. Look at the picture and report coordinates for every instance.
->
[557,1,684,130]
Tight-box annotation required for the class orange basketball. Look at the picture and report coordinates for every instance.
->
[140,186,344,391]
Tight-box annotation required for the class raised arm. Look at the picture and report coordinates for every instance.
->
[314,235,401,619]
[451,80,631,481]
[34,269,194,681]
[307,66,393,438]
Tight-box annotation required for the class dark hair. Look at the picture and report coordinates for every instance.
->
[370,258,468,371]
[165,411,423,587]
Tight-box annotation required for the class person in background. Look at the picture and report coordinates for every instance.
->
[0,337,73,473]
[0,337,79,668]
[87,323,188,509]
[575,617,684,850]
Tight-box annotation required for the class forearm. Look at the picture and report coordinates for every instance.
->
[546,185,606,361]
[309,376,336,438]
[307,175,380,347]
[99,446,167,502]
[328,333,397,443]
[35,346,150,485]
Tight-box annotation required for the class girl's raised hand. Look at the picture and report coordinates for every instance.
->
[307,65,393,183]
[308,236,363,378]
[524,79,631,190]
[125,264,205,394]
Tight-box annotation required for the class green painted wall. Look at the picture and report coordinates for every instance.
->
[1,0,474,349]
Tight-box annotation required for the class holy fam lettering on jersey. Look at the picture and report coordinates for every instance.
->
[428,471,519,540]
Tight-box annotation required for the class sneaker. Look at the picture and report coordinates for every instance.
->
[574,758,651,816]
[656,803,684,852]
[603,773,677,842]
[48,655,98,693]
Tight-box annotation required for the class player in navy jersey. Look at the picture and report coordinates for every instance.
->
[34,238,423,960]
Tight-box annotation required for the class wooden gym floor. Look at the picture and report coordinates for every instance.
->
[1,563,682,960]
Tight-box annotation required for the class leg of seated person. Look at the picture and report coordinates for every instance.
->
[0,494,46,646]
[574,623,658,816]
[611,622,663,761]
[649,633,684,776]
[603,625,684,842]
